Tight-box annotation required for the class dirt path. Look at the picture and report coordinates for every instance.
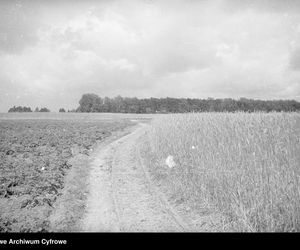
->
[80,123,188,232]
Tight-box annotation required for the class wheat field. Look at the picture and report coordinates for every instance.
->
[148,112,300,232]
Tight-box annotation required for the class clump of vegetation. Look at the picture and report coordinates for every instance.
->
[8,106,32,113]
[148,112,300,232]
[39,107,50,112]
[67,109,77,113]
[59,108,66,113]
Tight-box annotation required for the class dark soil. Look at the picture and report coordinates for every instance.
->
[0,119,132,232]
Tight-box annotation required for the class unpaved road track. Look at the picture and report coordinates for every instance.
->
[80,123,188,232]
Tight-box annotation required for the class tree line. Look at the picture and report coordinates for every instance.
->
[7,106,77,113]
[77,94,300,113]
[8,94,300,113]
[8,106,51,113]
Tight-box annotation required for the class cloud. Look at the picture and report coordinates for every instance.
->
[0,0,300,112]
[222,0,300,13]
[290,47,300,70]
[0,0,43,54]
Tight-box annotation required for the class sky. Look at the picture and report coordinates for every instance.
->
[0,0,300,112]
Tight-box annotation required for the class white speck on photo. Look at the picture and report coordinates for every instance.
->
[165,155,176,168]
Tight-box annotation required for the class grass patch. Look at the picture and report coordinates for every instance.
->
[148,112,300,232]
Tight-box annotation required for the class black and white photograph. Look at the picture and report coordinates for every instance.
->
[0,0,300,240]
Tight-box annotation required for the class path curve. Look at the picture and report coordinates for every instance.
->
[80,123,189,232]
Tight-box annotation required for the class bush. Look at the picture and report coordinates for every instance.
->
[39,108,50,112]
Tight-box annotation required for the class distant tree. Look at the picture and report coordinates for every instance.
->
[178,99,189,113]
[59,108,66,113]
[114,95,125,113]
[102,97,111,112]
[39,107,50,112]
[34,107,40,112]
[25,107,32,112]
[78,93,100,112]
[8,106,32,112]
[8,106,16,112]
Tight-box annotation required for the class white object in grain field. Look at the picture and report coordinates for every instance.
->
[41,166,45,171]
[165,155,176,168]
